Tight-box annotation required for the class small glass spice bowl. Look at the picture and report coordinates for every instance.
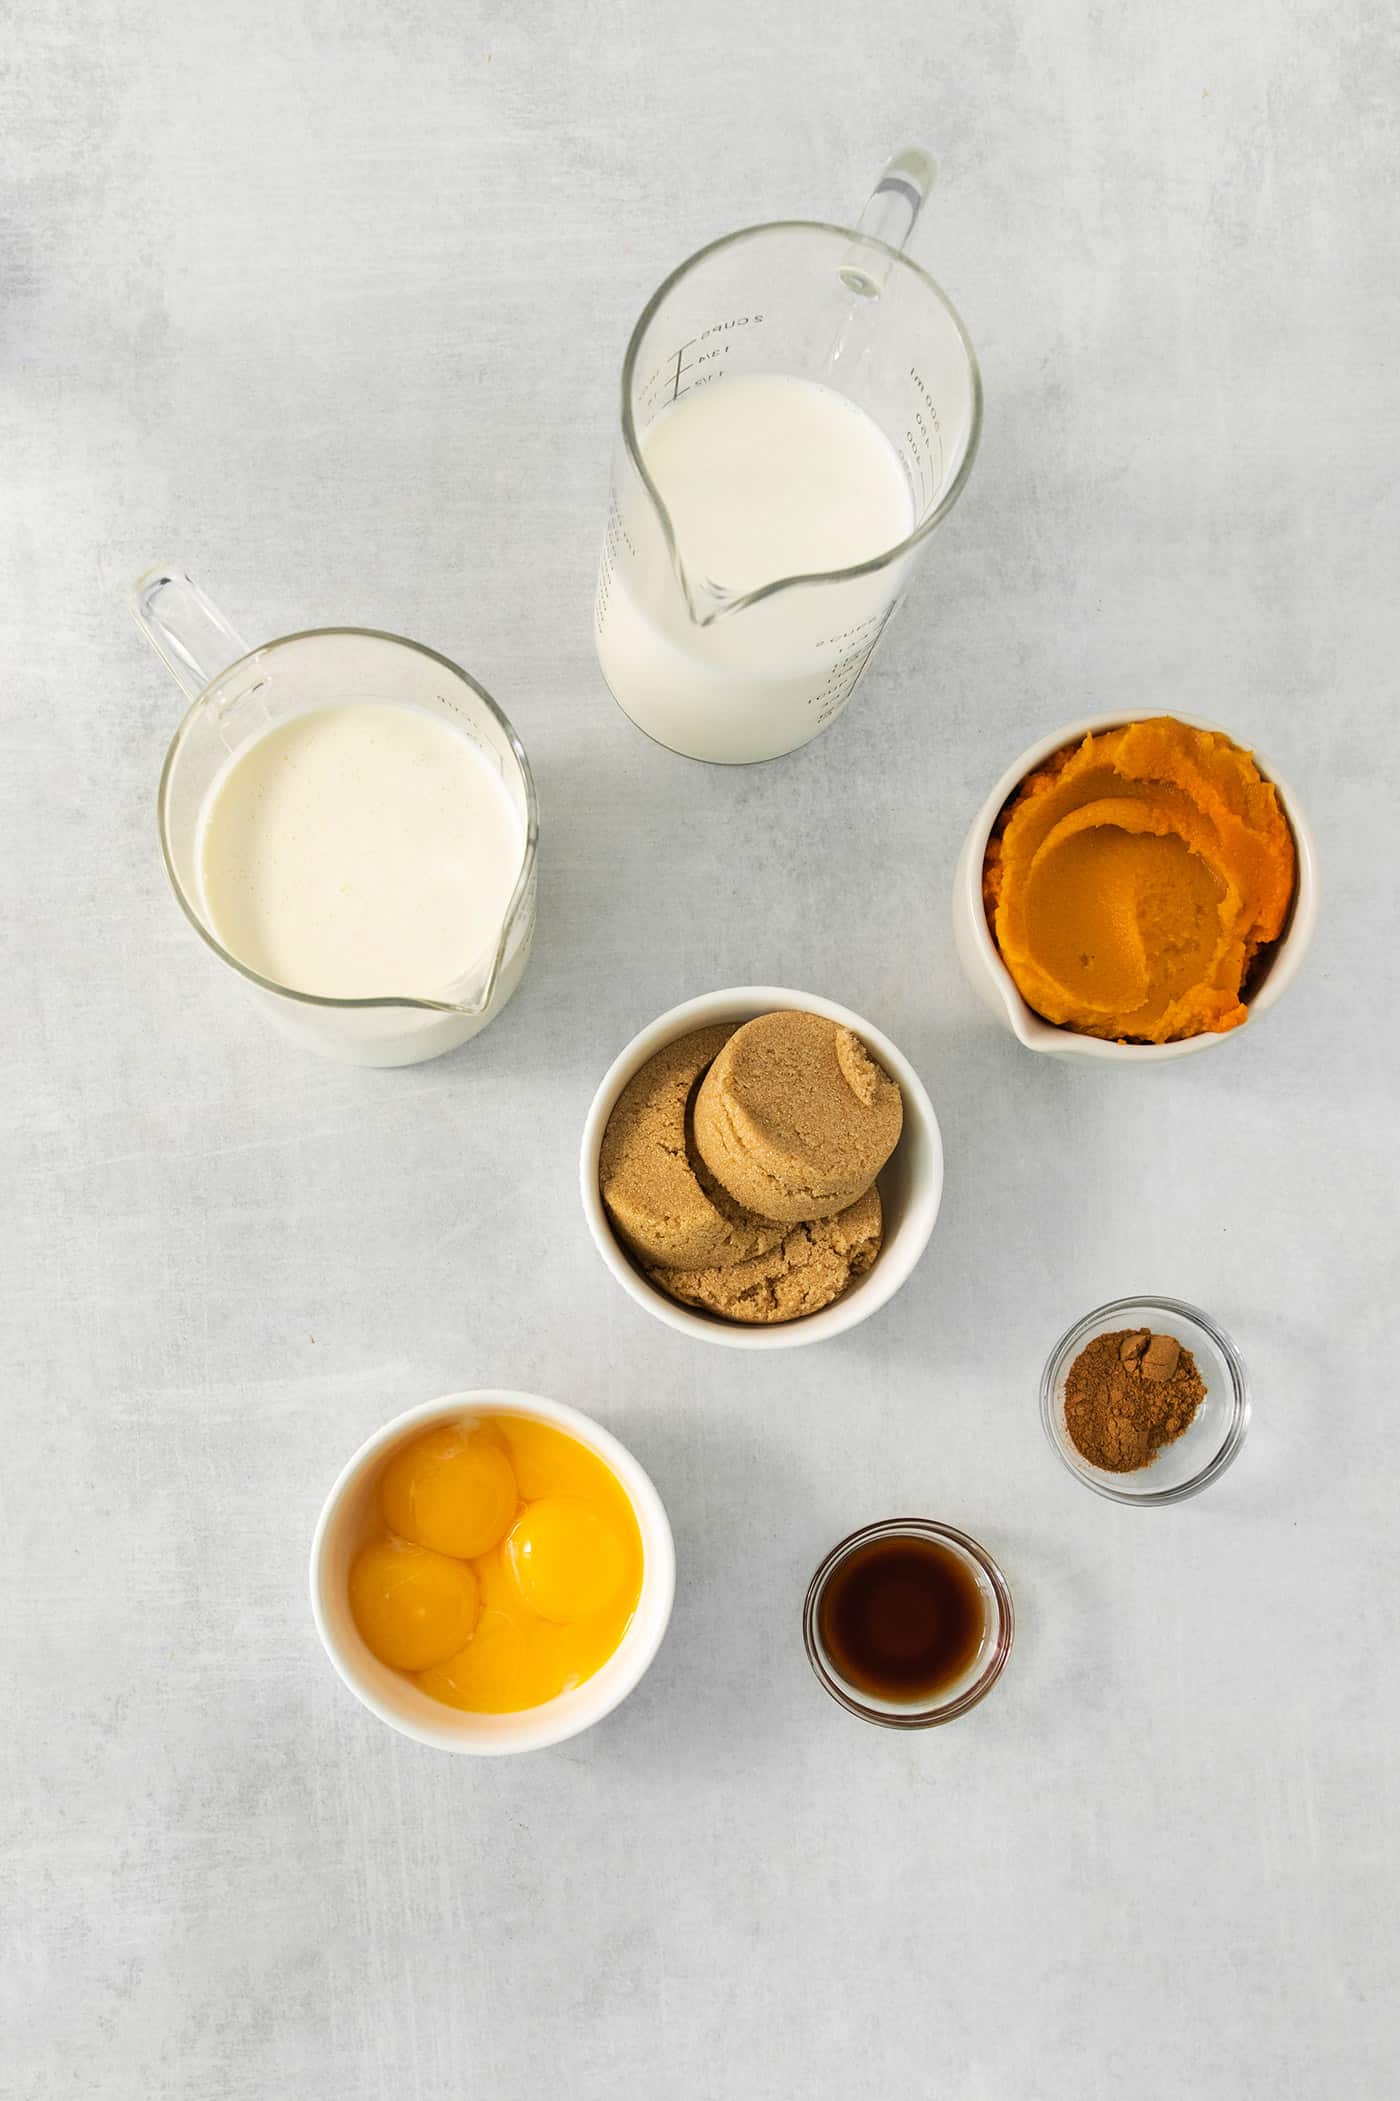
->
[1041,1295,1250,1506]
[802,1519,1014,1729]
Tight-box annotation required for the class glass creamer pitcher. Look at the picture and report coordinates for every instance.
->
[595,150,982,765]
[131,567,538,1067]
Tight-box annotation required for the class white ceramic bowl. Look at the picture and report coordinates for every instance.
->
[580,988,943,1349]
[952,711,1319,1062]
[310,1390,675,1754]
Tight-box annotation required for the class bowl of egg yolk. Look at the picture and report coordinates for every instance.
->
[310,1392,675,1753]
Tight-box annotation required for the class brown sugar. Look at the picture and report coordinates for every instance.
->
[1063,1327,1206,1473]
[692,1011,902,1223]
[601,1008,904,1328]
[599,1026,786,1270]
[652,1187,883,1325]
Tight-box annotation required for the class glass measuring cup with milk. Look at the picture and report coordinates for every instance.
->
[595,151,982,764]
[132,568,537,1066]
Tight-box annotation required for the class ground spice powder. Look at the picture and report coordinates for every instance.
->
[1063,1328,1206,1473]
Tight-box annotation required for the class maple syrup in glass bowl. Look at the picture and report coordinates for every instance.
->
[803,1519,1013,1728]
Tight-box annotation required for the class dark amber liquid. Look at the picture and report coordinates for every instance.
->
[817,1533,988,1702]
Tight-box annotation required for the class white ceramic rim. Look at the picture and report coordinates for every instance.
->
[956,710,1320,1062]
[309,1390,676,1754]
[580,987,944,1350]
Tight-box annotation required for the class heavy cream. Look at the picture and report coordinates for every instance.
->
[197,703,525,1000]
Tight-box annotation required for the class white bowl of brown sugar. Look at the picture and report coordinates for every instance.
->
[580,988,944,1350]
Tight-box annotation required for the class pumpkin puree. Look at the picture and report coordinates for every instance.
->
[983,718,1296,1044]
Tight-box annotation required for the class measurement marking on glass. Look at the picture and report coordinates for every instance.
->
[668,339,698,402]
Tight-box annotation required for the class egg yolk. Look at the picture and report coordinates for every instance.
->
[417,1549,579,1714]
[354,1414,646,1715]
[348,1538,479,1672]
[379,1422,517,1559]
[506,1497,628,1622]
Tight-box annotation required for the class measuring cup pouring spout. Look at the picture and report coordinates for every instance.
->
[595,149,982,764]
[646,149,946,633]
[130,565,539,1065]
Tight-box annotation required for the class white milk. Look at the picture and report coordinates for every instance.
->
[197,703,525,1000]
[596,374,916,763]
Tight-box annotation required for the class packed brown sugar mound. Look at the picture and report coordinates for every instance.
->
[692,1011,903,1223]
[599,1025,787,1271]
[601,1011,902,1326]
[654,1187,883,1325]
[983,717,1296,1044]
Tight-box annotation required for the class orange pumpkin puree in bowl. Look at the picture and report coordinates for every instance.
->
[983,718,1296,1044]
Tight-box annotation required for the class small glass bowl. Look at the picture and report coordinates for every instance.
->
[1040,1296,1250,1506]
[802,1518,1014,1729]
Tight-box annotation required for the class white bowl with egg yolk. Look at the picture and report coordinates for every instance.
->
[581,987,944,1348]
[310,1391,675,1753]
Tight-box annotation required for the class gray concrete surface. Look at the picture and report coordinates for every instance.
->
[3,1,1398,2095]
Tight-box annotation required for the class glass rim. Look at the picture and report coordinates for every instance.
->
[619,218,985,621]
[156,625,540,1014]
[802,1517,1014,1729]
[1039,1295,1251,1506]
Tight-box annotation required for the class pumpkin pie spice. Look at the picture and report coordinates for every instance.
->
[1063,1328,1206,1473]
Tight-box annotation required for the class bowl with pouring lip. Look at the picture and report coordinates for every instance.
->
[1040,1296,1250,1504]
[580,987,943,1349]
[310,1390,675,1753]
[951,710,1318,1063]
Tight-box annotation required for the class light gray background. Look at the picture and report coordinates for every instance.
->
[4,1,1398,2095]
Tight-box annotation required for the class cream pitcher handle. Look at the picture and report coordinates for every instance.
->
[838,147,938,297]
[129,564,252,703]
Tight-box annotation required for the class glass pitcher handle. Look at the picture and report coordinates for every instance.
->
[129,564,252,703]
[839,148,938,297]
[856,148,937,253]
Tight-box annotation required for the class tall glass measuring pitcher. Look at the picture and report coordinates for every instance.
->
[131,567,538,1067]
[595,151,981,765]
